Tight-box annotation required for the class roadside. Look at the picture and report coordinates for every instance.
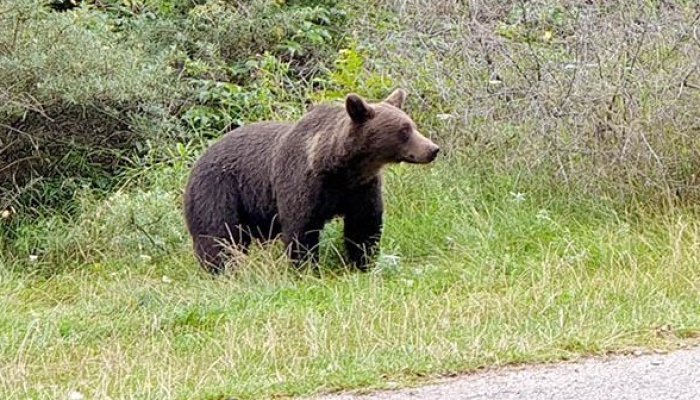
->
[313,346,700,400]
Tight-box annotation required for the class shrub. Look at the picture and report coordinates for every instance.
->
[0,0,349,213]
[353,0,700,204]
[180,0,346,77]
[0,1,182,211]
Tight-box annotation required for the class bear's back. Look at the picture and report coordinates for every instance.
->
[186,122,293,229]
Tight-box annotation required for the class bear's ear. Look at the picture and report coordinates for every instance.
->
[346,94,375,123]
[384,88,407,109]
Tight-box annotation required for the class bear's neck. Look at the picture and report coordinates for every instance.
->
[309,119,384,186]
[342,155,386,185]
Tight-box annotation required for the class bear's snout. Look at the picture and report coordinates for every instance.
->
[403,132,439,164]
[427,145,440,162]
[418,143,439,163]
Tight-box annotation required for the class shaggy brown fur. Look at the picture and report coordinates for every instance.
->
[183,89,439,274]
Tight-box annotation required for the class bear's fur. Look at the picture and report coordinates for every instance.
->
[183,89,439,274]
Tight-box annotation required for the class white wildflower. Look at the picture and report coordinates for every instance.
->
[67,391,85,400]
[510,191,526,203]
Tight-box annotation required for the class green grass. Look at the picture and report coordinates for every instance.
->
[1,158,699,399]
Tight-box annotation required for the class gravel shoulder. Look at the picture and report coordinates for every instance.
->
[313,346,700,400]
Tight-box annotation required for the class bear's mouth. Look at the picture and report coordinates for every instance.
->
[402,153,437,164]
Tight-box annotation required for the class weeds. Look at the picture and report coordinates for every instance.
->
[356,0,700,203]
[1,159,699,399]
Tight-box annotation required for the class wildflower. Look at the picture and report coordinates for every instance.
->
[67,391,85,400]
[510,191,526,203]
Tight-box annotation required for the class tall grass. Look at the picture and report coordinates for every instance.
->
[1,156,699,399]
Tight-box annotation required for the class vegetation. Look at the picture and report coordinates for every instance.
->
[1,0,699,399]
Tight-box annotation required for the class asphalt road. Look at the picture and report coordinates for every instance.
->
[314,347,700,400]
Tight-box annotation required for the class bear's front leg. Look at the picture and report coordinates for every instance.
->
[344,213,382,271]
[343,182,384,271]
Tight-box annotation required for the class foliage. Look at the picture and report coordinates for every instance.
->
[311,43,396,102]
[0,0,348,213]
[355,0,700,203]
[182,54,306,135]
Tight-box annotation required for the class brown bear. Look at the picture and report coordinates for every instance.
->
[183,89,439,274]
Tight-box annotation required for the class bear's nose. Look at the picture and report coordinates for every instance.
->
[429,146,440,160]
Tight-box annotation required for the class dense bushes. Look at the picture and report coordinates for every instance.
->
[0,1,179,209]
[355,0,700,204]
[0,0,347,213]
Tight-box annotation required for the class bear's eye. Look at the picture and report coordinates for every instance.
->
[398,126,410,143]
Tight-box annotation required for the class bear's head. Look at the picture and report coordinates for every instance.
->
[345,89,440,165]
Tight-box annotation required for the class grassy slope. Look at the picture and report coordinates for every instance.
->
[1,159,699,399]
[2,1,700,399]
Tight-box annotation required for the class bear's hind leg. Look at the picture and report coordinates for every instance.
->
[185,169,255,274]
[193,235,227,274]
[193,227,251,275]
